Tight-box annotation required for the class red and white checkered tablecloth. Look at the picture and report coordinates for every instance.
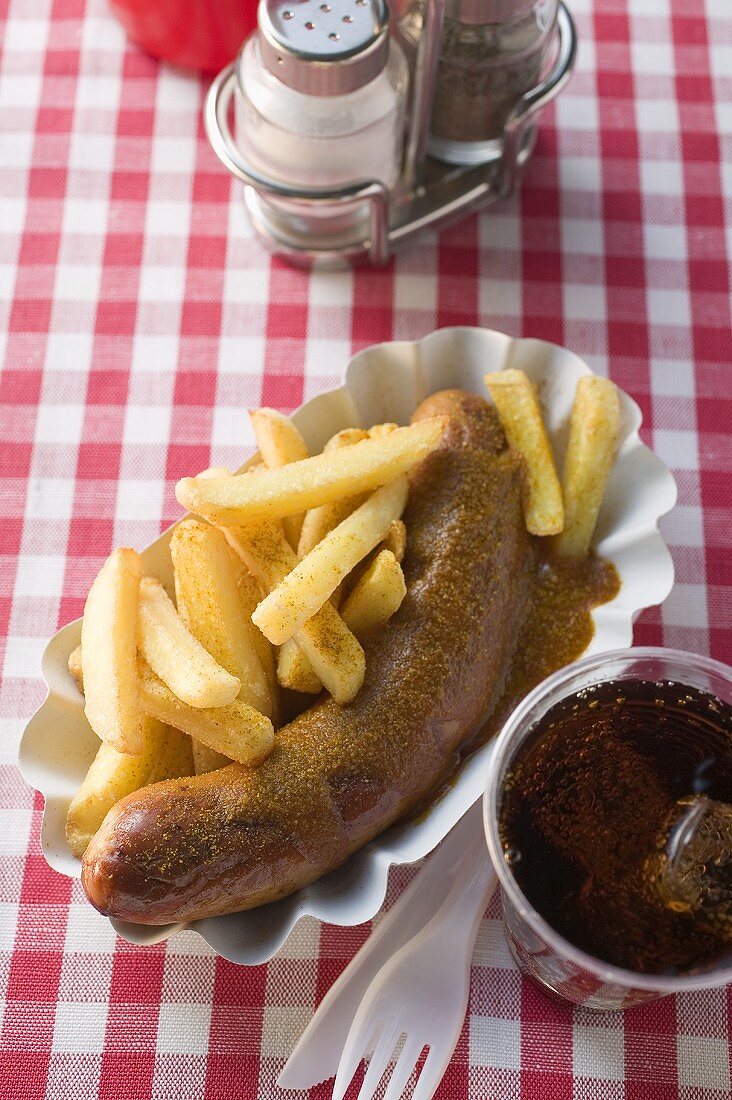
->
[1,0,731,1094]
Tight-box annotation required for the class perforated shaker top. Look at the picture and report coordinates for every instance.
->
[256,0,391,96]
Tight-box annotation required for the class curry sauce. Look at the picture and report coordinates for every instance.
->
[422,546,619,812]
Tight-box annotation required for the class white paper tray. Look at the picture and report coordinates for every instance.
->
[19,327,677,964]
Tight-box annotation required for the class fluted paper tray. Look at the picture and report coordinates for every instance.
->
[19,327,677,964]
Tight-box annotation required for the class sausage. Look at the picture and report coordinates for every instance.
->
[82,390,532,923]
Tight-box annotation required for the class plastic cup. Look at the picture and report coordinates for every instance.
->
[483,647,732,1010]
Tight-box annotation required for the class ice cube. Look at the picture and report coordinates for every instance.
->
[647,796,732,937]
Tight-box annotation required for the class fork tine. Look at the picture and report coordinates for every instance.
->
[333,1021,381,1100]
[356,1023,400,1100]
[382,1036,423,1100]
[411,1044,453,1100]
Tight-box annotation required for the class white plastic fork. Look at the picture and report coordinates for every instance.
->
[331,825,497,1100]
[278,803,484,1091]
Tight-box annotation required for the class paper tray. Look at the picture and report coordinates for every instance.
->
[19,327,677,964]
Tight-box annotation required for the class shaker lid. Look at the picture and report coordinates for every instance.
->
[445,0,540,26]
[257,0,391,96]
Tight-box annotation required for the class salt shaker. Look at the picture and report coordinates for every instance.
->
[428,0,558,166]
[235,0,408,253]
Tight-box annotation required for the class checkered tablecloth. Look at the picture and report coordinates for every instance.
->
[1,0,731,1095]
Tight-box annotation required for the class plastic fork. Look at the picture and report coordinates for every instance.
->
[331,825,497,1100]
[278,803,484,1091]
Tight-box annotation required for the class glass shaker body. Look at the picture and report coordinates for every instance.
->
[428,0,558,166]
[239,35,408,191]
[234,29,408,253]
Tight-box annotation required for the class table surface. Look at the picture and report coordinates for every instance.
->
[1,0,731,1096]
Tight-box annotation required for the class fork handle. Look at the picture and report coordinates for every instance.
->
[418,828,497,946]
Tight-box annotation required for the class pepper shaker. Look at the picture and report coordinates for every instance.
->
[428,0,558,166]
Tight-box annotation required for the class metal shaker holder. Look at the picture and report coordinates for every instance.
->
[205,0,576,266]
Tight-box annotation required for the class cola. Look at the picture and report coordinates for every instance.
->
[499,678,732,975]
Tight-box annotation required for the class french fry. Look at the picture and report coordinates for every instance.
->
[70,643,200,783]
[380,518,407,563]
[176,418,446,526]
[69,643,84,693]
[170,520,271,718]
[138,660,274,766]
[291,611,364,704]
[168,508,240,766]
[81,547,143,754]
[253,477,409,646]
[289,424,370,691]
[137,576,240,709]
[66,719,194,858]
[279,514,405,686]
[297,428,369,558]
[368,423,399,438]
[65,734,157,855]
[341,550,407,637]
[224,522,301,602]
[233,555,279,718]
[325,428,369,449]
[485,370,564,536]
[249,408,309,467]
[224,522,365,704]
[250,407,309,549]
[555,376,620,558]
[276,641,322,695]
[191,742,231,775]
[145,725,195,783]
[276,637,321,695]
[279,548,407,692]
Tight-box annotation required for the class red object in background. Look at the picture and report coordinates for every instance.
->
[108,0,257,72]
